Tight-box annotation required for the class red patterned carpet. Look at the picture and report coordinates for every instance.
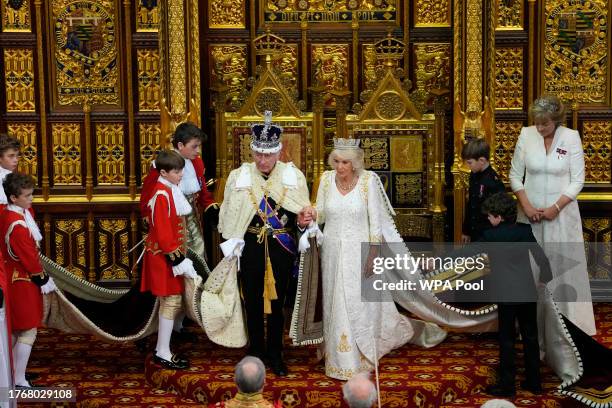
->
[19,304,611,408]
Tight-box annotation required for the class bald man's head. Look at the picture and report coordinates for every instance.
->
[235,356,266,394]
[343,373,377,408]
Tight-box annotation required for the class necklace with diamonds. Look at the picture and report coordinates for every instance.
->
[336,175,358,192]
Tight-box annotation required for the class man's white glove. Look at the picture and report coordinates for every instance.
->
[41,277,57,294]
[172,258,195,277]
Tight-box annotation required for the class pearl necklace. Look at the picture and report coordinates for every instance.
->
[336,175,358,192]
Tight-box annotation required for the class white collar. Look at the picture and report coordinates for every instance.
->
[178,157,201,195]
[158,176,192,216]
[7,204,42,242]
[0,167,12,204]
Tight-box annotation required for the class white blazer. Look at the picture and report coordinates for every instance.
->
[510,125,596,335]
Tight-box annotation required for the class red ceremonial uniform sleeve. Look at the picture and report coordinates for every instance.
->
[10,225,43,275]
[140,166,160,218]
[151,194,180,254]
[193,156,216,210]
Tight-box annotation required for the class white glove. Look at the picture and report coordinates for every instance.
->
[172,258,194,277]
[41,277,57,294]
[220,238,245,259]
[183,262,197,279]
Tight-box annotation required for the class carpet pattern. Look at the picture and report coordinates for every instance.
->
[17,304,611,408]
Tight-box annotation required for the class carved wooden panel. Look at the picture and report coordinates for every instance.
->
[95,123,125,185]
[97,218,131,281]
[3,48,35,112]
[136,0,160,32]
[494,47,523,110]
[7,123,38,182]
[52,123,82,185]
[53,218,88,280]
[1,0,30,32]
[582,121,612,183]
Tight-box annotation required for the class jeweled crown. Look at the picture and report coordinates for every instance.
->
[333,138,361,150]
[251,110,283,154]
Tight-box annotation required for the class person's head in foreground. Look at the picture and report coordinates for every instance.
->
[480,399,517,408]
[235,356,266,394]
[4,172,35,210]
[251,111,282,175]
[529,94,566,139]
[461,138,491,173]
[342,373,377,408]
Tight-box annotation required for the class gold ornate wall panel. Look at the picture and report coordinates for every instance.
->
[136,0,160,32]
[582,218,612,280]
[7,123,38,182]
[1,0,30,31]
[496,0,523,29]
[54,219,88,280]
[139,123,161,178]
[210,44,248,107]
[542,0,609,104]
[137,49,161,111]
[95,123,125,185]
[97,218,130,281]
[582,121,612,184]
[209,0,245,28]
[262,0,398,24]
[52,123,82,185]
[271,44,299,97]
[3,48,35,112]
[492,121,522,183]
[494,47,524,110]
[415,0,451,27]
[312,44,350,107]
[361,137,389,171]
[50,0,121,106]
[414,43,452,105]
[465,0,484,112]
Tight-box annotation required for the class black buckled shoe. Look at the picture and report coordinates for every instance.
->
[485,384,516,398]
[269,358,288,377]
[520,381,543,394]
[152,353,190,370]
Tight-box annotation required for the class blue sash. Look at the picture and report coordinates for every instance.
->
[259,197,297,255]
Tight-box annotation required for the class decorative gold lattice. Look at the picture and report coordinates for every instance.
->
[495,47,523,109]
[543,0,608,104]
[414,43,451,105]
[582,217,612,280]
[582,121,611,183]
[96,124,125,185]
[394,173,423,207]
[136,0,160,32]
[3,48,35,112]
[52,123,82,185]
[1,0,30,31]
[137,49,161,111]
[210,44,247,107]
[496,0,523,29]
[98,218,130,280]
[7,123,37,182]
[55,219,87,279]
[493,121,522,182]
[415,0,450,26]
[361,138,389,171]
[209,0,244,28]
[263,0,397,24]
[139,123,161,180]
[52,0,120,105]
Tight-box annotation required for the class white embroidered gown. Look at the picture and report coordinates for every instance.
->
[316,170,446,380]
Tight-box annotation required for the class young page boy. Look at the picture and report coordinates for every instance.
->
[141,150,197,369]
[479,192,553,397]
[0,173,56,387]
[0,134,22,211]
[461,139,505,243]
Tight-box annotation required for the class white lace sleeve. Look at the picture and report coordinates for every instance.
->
[315,171,331,225]
[366,172,385,243]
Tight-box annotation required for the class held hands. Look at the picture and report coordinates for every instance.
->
[298,206,317,228]
[524,204,544,223]
[539,205,560,221]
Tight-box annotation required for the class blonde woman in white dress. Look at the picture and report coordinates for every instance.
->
[313,139,447,380]
[509,95,596,335]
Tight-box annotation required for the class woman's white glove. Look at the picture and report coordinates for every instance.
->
[172,258,196,278]
[41,277,57,294]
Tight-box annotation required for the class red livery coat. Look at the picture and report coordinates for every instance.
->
[140,182,187,296]
[140,156,215,221]
[0,209,43,331]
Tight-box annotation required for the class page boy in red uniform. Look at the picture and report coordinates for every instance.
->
[0,173,56,387]
[141,150,197,369]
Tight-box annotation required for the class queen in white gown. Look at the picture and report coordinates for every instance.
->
[314,139,447,380]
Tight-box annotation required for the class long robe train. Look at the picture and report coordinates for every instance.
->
[40,249,244,344]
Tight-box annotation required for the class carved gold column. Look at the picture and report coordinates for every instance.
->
[88,212,96,282]
[159,0,201,120]
[130,211,138,283]
[309,84,326,197]
[34,0,49,199]
[351,16,359,105]
[331,89,352,139]
[124,0,137,198]
[527,0,536,104]
[301,21,309,106]
[211,83,229,200]
[431,89,449,242]
[84,103,93,200]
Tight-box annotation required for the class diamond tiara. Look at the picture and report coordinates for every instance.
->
[333,138,361,150]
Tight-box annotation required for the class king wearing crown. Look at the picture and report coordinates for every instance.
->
[217,111,313,376]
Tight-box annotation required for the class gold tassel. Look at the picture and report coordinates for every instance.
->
[262,235,278,314]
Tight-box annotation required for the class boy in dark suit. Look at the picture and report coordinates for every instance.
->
[479,192,553,397]
[461,139,506,243]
